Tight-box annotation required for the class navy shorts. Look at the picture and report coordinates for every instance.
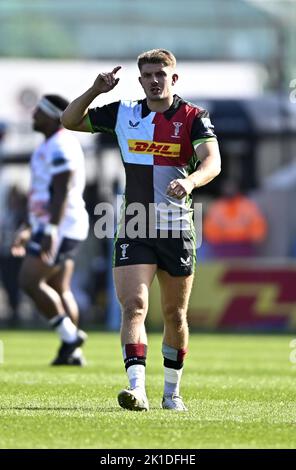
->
[27,230,82,265]
[113,230,196,277]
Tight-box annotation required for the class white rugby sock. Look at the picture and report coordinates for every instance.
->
[127,364,146,391]
[49,315,78,343]
[164,366,183,396]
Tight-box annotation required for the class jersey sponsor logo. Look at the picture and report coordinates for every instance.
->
[172,121,183,138]
[128,120,140,128]
[128,140,181,157]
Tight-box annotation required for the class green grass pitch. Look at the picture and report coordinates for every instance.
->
[0,331,295,449]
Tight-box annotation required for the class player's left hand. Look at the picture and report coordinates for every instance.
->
[166,178,195,200]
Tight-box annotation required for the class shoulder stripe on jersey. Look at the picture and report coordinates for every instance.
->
[86,113,95,133]
[192,137,217,147]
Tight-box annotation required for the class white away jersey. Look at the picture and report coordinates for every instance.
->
[29,129,89,240]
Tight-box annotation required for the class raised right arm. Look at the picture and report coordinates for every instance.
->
[61,66,121,132]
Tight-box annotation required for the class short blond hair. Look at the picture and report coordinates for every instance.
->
[137,49,176,71]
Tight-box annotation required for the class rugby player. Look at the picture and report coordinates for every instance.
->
[62,50,221,409]
[12,95,89,365]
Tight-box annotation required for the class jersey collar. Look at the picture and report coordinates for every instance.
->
[141,94,184,120]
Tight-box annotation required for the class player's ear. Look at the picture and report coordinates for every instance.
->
[138,76,143,88]
[172,73,178,86]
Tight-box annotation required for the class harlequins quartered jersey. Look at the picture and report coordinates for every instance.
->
[88,95,217,232]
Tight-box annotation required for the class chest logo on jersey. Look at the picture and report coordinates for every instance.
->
[172,122,183,138]
[128,140,180,157]
[128,120,140,128]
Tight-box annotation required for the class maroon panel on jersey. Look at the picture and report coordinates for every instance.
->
[153,104,201,167]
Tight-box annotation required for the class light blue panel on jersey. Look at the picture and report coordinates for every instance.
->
[153,165,192,230]
[115,100,155,165]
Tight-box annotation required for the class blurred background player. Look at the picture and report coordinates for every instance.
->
[11,94,89,365]
[204,179,267,258]
[61,49,221,410]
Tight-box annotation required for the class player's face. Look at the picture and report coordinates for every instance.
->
[32,107,51,132]
[139,63,178,101]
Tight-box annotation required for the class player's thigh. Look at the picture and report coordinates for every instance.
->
[19,255,58,287]
[157,269,194,314]
[113,264,157,309]
[47,237,81,293]
[47,259,75,294]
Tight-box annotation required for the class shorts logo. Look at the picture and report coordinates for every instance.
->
[180,256,191,267]
[172,122,183,138]
[128,140,180,157]
[120,243,129,260]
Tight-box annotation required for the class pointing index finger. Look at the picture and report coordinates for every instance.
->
[112,66,122,75]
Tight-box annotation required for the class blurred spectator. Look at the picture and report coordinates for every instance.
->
[0,186,27,325]
[203,180,267,258]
